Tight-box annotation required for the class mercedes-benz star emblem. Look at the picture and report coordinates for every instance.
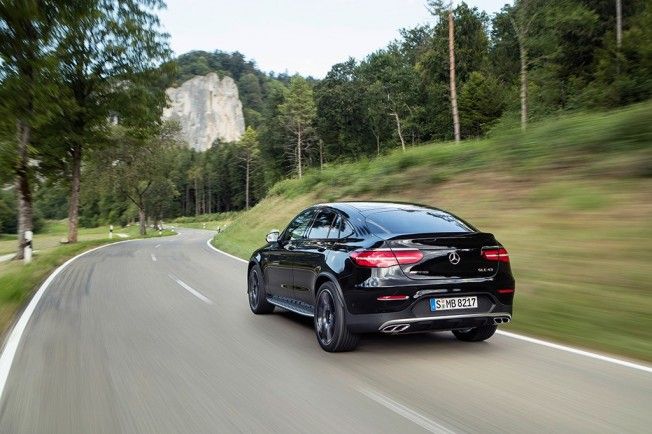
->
[448,251,461,265]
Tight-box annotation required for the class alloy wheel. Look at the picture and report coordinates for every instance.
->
[248,270,259,308]
[316,290,336,345]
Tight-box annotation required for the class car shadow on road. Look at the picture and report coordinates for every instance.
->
[273,309,499,356]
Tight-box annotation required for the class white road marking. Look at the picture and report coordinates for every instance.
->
[496,330,652,373]
[155,244,161,249]
[359,388,454,434]
[0,240,133,402]
[168,274,213,305]
[151,253,157,262]
[205,237,247,263]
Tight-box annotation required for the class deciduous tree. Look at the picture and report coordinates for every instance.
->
[0,0,59,258]
[54,0,170,242]
[98,122,180,236]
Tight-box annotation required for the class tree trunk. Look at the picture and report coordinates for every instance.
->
[297,129,302,179]
[616,0,622,49]
[194,178,199,216]
[207,182,212,214]
[15,120,33,260]
[391,112,406,152]
[448,10,461,143]
[185,184,190,215]
[319,140,324,170]
[138,208,146,236]
[511,0,530,132]
[616,0,622,74]
[245,158,250,210]
[67,143,82,243]
[370,125,380,156]
[519,43,528,131]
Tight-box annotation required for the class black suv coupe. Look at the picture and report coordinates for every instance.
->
[247,202,515,352]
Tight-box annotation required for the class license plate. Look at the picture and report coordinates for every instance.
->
[430,296,478,312]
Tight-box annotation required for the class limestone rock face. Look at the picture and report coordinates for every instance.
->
[163,73,245,151]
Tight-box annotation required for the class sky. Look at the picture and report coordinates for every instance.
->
[159,0,510,78]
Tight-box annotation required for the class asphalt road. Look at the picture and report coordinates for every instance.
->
[0,228,650,433]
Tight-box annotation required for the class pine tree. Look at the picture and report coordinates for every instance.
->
[236,126,260,210]
[279,77,317,179]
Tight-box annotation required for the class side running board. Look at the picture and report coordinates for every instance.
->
[266,296,315,317]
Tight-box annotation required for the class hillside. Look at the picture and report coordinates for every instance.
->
[211,102,652,361]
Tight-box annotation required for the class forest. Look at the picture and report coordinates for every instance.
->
[1,0,651,255]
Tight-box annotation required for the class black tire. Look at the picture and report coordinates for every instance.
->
[248,265,275,314]
[452,324,497,342]
[314,282,359,352]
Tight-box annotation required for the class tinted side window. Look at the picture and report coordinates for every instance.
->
[366,210,473,236]
[307,210,336,239]
[327,215,342,239]
[340,219,356,239]
[328,215,356,239]
[283,209,317,241]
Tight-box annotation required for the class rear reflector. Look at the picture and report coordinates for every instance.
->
[350,249,423,268]
[497,289,515,294]
[377,295,410,301]
[482,247,510,263]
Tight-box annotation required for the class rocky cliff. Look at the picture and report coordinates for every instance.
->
[163,73,245,151]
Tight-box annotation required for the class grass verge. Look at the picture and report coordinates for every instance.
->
[212,104,652,362]
[0,221,171,256]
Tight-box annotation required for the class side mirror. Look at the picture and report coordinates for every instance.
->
[266,229,280,243]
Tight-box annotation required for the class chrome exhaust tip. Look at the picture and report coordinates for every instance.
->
[381,324,410,333]
[494,316,510,325]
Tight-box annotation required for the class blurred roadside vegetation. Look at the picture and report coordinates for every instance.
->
[212,103,652,361]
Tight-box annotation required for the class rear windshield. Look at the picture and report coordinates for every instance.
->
[365,209,474,236]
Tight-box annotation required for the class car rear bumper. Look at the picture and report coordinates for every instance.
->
[346,310,512,333]
[342,286,513,333]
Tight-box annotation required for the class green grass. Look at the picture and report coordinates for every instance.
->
[213,103,652,362]
[0,224,175,335]
[0,221,167,256]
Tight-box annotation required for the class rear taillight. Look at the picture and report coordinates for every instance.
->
[350,249,423,268]
[392,249,424,265]
[482,247,509,263]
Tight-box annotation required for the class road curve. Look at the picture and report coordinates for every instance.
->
[0,228,650,433]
